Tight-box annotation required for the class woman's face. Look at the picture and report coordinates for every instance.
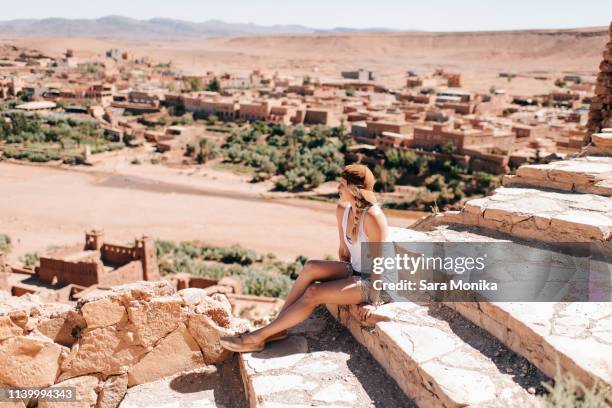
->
[337,178,354,203]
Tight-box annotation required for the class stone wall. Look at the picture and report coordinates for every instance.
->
[100,244,137,267]
[98,261,143,287]
[0,281,248,407]
[586,22,612,144]
[37,257,102,286]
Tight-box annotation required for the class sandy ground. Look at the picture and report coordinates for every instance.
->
[0,160,423,263]
[2,27,607,93]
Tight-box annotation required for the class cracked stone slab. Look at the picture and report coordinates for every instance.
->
[312,382,357,404]
[592,133,612,147]
[503,157,612,196]
[244,336,308,374]
[119,366,219,408]
[441,187,612,242]
[239,312,415,407]
[390,223,612,392]
[326,302,540,407]
[450,302,612,390]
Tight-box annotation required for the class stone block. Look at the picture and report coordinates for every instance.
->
[0,334,64,387]
[127,324,204,387]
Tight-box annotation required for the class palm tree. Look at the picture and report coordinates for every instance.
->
[197,137,212,164]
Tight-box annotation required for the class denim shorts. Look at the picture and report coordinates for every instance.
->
[343,262,373,304]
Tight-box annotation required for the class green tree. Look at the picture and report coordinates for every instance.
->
[196,137,214,164]
[207,114,219,125]
[186,77,203,92]
[207,78,221,93]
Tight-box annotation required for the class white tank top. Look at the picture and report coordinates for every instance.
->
[342,204,369,273]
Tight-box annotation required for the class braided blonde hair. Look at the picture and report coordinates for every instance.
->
[346,183,372,242]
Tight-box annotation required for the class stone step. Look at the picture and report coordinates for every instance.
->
[436,187,612,242]
[502,156,612,196]
[120,362,248,408]
[326,302,543,408]
[592,132,612,148]
[446,302,612,392]
[583,133,612,156]
[239,307,415,408]
[388,226,612,393]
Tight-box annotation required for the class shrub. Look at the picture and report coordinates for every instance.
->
[156,239,176,256]
[28,153,53,162]
[425,174,445,192]
[62,156,78,165]
[541,364,612,407]
[20,252,39,269]
[238,268,292,298]
[0,234,11,254]
[155,240,298,297]
[185,143,196,157]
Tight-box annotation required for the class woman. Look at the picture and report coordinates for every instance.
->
[220,164,389,352]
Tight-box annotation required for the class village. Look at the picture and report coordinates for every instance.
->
[0,42,595,181]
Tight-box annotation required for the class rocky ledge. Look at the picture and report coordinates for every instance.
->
[0,280,248,407]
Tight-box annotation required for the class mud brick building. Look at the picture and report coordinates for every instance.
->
[36,229,160,287]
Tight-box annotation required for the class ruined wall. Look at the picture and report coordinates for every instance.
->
[101,244,137,267]
[0,281,248,408]
[38,258,101,287]
[586,22,612,144]
[134,237,160,282]
[98,261,143,287]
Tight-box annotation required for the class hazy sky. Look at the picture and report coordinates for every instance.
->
[2,0,611,31]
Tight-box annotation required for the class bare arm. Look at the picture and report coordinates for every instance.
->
[336,204,351,263]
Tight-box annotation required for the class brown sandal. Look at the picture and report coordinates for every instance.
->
[220,334,265,353]
[266,330,288,343]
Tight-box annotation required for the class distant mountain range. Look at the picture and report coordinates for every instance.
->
[0,15,403,39]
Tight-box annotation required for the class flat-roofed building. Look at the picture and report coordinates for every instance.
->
[549,91,580,102]
[366,121,413,137]
[304,108,339,126]
[86,83,114,105]
[511,124,550,139]
[287,84,315,96]
[406,77,423,88]
[413,123,514,154]
[351,121,372,143]
[437,101,476,115]
[15,101,57,111]
[269,105,297,125]
[341,69,376,81]
[183,96,239,120]
[238,101,271,121]
[377,131,413,151]
[436,88,473,103]
[128,89,163,107]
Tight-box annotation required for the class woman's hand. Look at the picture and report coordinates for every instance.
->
[358,304,378,321]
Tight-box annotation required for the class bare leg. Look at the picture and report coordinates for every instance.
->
[278,260,350,315]
[243,277,362,344]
